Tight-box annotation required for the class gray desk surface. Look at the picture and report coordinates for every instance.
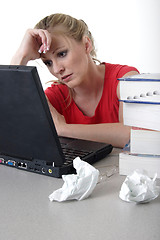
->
[0,148,160,240]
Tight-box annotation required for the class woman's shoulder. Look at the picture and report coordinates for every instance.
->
[45,82,69,97]
[45,83,70,105]
[45,83,71,114]
[103,62,139,79]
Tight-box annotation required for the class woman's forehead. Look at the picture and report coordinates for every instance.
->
[50,32,82,49]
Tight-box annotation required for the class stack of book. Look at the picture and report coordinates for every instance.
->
[118,73,160,178]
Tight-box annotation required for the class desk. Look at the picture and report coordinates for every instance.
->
[0,148,160,240]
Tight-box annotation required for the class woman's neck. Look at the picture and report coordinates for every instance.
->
[72,62,105,117]
[73,61,105,98]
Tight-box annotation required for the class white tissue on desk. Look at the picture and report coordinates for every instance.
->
[119,169,160,203]
[49,157,99,202]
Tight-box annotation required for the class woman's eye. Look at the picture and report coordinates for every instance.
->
[57,50,68,58]
[43,60,52,67]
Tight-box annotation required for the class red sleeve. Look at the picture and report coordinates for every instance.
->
[45,84,70,115]
[116,65,139,78]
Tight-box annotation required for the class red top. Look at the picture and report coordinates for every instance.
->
[45,62,138,124]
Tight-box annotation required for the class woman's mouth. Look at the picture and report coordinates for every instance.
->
[61,73,73,82]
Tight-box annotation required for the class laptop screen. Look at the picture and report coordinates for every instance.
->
[0,65,65,167]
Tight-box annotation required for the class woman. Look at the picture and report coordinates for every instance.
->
[11,13,139,148]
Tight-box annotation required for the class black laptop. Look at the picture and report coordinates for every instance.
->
[0,65,113,178]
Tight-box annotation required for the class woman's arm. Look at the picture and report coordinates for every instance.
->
[61,122,131,148]
[47,99,130,148]
[11,29,51,65]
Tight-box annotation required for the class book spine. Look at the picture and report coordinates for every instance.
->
[123,102,160,131]
[119,80,160,101]
[119,152,160,178]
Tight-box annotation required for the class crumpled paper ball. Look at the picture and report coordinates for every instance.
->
[49,157,99,202]
[119,169,160,203]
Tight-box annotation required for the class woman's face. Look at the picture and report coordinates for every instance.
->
[41,33,92,89]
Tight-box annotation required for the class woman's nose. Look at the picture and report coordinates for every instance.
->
[53,62,65,75]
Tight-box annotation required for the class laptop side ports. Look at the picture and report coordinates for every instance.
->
[6,160,16,166]
[17,162,27,169]
[0,158,5,164]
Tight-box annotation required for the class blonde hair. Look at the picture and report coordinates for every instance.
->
[35,13,97,58]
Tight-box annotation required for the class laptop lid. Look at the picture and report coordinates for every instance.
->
[0,65,65,167]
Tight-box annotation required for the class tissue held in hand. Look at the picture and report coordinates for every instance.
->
[119,169,160,203]
[49,157,99,202]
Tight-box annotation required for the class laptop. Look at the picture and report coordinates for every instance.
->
[0,65,113,178]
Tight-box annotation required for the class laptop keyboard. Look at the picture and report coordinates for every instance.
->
[61,147,92,165]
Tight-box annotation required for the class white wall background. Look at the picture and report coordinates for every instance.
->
[0,0,159,85]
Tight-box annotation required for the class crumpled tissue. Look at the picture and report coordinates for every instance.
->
[119,169,160,203]
[49,157,99,202]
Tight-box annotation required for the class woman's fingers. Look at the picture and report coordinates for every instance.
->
[32,29,52,54]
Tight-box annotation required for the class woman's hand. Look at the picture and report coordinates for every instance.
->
[11,29,52,65]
